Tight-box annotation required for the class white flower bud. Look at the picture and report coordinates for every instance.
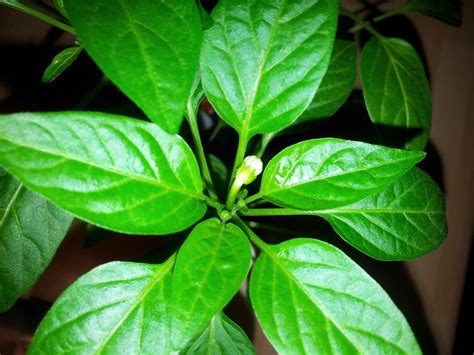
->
[235,155,263,186]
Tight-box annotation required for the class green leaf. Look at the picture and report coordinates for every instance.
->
[171,218,251,349]
[298,39,357,122]
[250,238,421,354]
[63,0,202,134]
[187,69,206,119]
[313,168,447,260]
[29,257,175,354]
[0,173,72,312]
[42,46,82,84]
[54,0,67,18]
[201,0,338,138]
[403,0,462,26]
[0,112,206,235]
[360,37,432,150]
[181,312,255,355]
[258,138,425,210]
[198,1,213,30]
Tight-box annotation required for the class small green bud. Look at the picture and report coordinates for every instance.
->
[235,156,263,186]
[218,209,232,222]
[239,189,248,199]
[237,199,247,209]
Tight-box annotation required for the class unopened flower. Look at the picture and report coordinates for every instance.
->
[235,155,263,186]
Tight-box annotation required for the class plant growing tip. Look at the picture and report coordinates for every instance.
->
[235,156,263,186]
[227,156,263,209]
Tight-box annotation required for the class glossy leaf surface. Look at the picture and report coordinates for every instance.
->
[201,0,338,137]
[259,138,425,210]
[0,173,72,312]
[298,39,357,122]
[30,258,175,353]
[315,168,447,260]
[171,219,251,349]
[404,0,462,26]
[0,112,206,235]
[250,238,421,354]
[181,312,255,355]
[360,37,432,150]
[64,0,202,134]
[42,47,82,84]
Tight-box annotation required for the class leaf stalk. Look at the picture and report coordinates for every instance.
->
[340,7,381,38]
[233,216,272,255]
[348,8,405,33]
[186,107,219,201]
[5,4,77,35]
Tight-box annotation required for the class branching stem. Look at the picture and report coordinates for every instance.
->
[241,208,319,217]
[203,195,224,210]
[256,132,276,158]
[226,132,249,208]
[348,8,406,33]
[233,216,272,254]
[8,4,76,35]
[340,7,381,38]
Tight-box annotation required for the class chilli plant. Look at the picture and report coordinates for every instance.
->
[0,0,461,353]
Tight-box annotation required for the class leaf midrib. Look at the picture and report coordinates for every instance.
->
[0,136,202,200]
[117,0,164,120]
[44,47,82,82]
[380,39,412,132]
[320,41,354,76]
[207,316,218,355]
[93,258,174,354]
[262,154,419,196]
[241,0,287,139]
[173,225,230,347]
[377,38,430,139]
[0,181,22,227]
[266,245,411,353]
[261,247,364,353]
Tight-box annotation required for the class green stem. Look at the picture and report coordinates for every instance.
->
[233,216,273,254]
[348,8,405,33]
[247,221,309,237]
[203,195,224,210]
[226,179,243,210]
[76,75,107,109]
[248,199,270,208]
[226,132,249,207]
[209,119,226,142]
[373,8,405,22]
[186,106,219,201]
[340,7,381,38]
[245,191,265,205]
[8,4,76,35]
[256,132,276,158]
[241,208,319,217]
